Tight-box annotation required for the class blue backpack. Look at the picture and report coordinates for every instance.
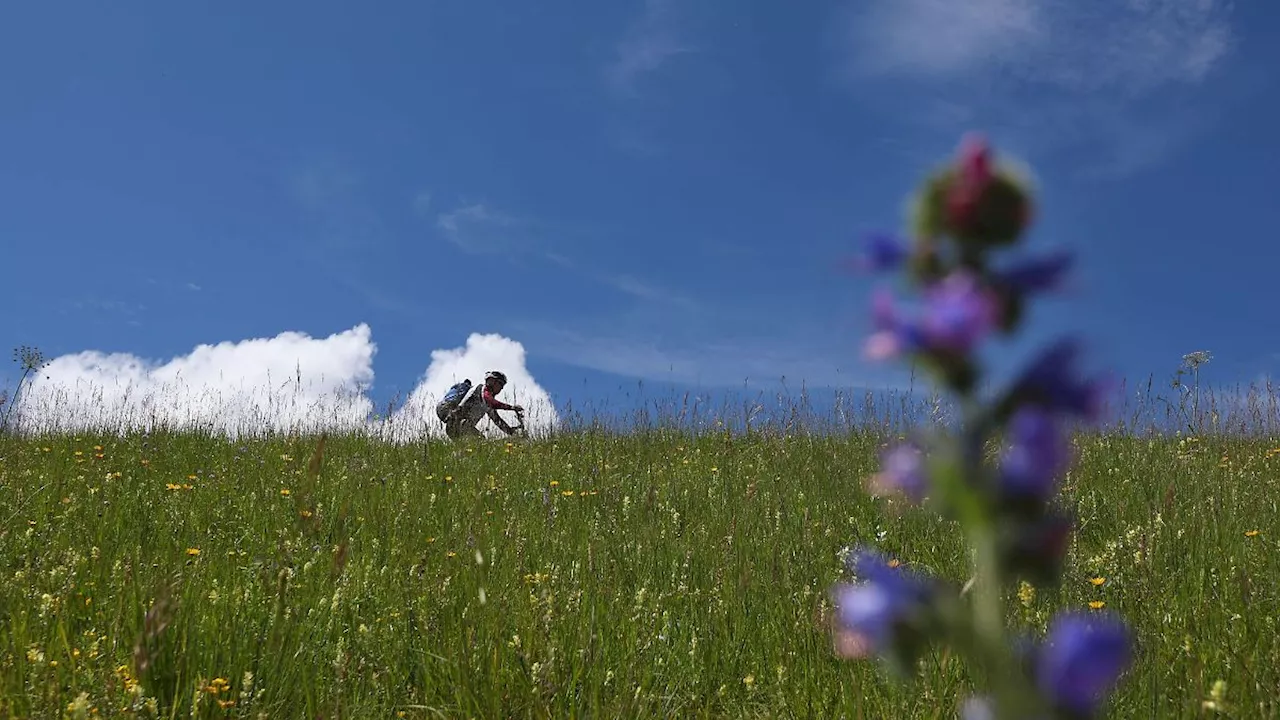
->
[441,379,472,410]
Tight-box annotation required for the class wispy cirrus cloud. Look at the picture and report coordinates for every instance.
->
[604,0,696,98]
[543,252,700,310]
[846,0,1043,83]
[412,190,433,216]
[519,321,908,391]
[288,161,387,251]
[435,203,524,254]
[603,273,690,306]
[432,199,700,310]
[838,0,1237,176]
[59,297,147,327]
[846,0,1232,93]
[286,159,433,315]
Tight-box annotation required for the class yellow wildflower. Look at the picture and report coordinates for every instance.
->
[1202,679,1228,713]
[66,692,92,719]
[1017,581,1036,608]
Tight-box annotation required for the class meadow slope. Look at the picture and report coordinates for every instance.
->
[1,428,1277,718]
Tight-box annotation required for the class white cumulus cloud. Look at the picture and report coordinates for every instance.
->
[11,325,558,440]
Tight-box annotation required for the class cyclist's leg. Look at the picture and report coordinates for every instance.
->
[446,417,482,440]
[444,418,463,440]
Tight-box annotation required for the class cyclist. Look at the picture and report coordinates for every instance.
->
[441,370,524,439]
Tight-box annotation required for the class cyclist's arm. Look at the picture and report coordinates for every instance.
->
[486,406,515,434]
[483,387,519,412]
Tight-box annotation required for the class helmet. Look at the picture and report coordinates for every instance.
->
[484,370,508,384]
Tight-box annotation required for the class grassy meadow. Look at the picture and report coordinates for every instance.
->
[1,387,1278,719]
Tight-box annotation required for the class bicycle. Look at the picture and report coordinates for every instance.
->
[509,410,528,438]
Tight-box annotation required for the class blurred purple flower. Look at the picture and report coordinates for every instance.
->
[1012,339,1108,421]
[854,233,909,273]
[864,289,925,361]
[871,288,897,331]
[1036,611,1133,717]
[920,271,999,354]
[864,272,996,361]
[868,442,928,501]
[831,548,935,659]
[998,407,1072,501]
[994,251,1074,295]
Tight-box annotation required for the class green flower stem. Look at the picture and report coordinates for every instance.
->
[957,400,1038,719]
[972,525,1014,713]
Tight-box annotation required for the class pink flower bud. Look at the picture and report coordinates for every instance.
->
[946,134,993,233]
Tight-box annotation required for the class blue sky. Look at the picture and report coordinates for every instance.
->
[2,0,1277,432]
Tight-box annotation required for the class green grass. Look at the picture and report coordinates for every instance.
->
[1,425,1278,719]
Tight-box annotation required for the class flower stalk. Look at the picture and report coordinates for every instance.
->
[831,134,1133,720]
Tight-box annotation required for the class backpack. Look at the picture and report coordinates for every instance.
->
[437,379,473,421]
